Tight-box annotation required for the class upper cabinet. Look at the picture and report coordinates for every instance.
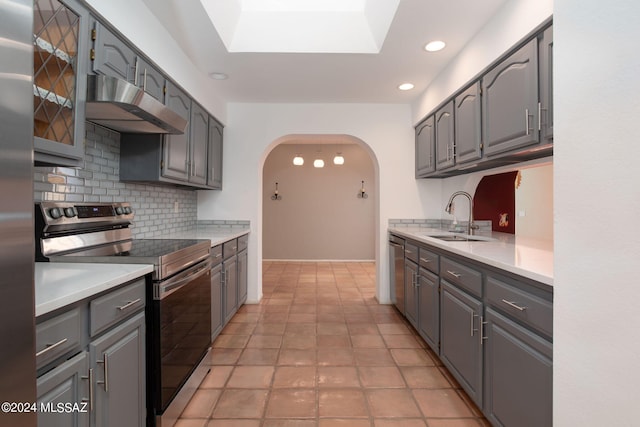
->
[415,116,435,177]
[207,117,224,189]
[416,21,552,178]
[33,0,89,167]
[162,82,191,181]
[482,38,539,157]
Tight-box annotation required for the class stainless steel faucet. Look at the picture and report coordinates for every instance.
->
[445,191,479,235]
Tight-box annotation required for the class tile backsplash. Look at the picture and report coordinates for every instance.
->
[34,123,198,238]
[389,218,492,232]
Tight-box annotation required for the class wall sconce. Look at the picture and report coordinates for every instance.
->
[293,155,304,166]
[333,153,344,165]
[357,180,368,199]
[271,182,282,200]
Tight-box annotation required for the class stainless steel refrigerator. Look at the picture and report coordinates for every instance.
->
[0,0,37,425]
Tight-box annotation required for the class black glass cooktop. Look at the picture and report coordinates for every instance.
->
[63,239,209,258]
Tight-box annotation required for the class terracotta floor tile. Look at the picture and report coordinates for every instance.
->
[353,348,395,366]
[226,366,274,388]
[263,420,317,427]
[317,348,355,366]
[317,322,349,335]
[285,323,317,335]
[265,389,317,418]
[180,389,221,418]
[317,312,346,322]
[373,419,427,427]
[246,334,283,349]
[318,367,360,388]
[207,348,242,365]
[277,349,317,366]
[390,349,435,366]
[366,389,422,417]
[282,333,317,349]
[412,389,474,418]
[289,304,317,314]
[253,322,287,335]
[288,313,318,323]
[175,419,208,427]
[207,420,261,427]
[358,366,406,388]
[347,323,380,335]
[211,389,268,418]
[377,323,411,335]
[221,322,256,335]
[351,334,386,348]
[273,366,317,388]
[382,334,424,349]
[212,334,250,349]
[199,366,233,388]
[318,389,368,418]
[425,418,484,427]
[237,348,279,365]
[319,419,371,427]
[401,366,451,389]
[261,312,289,323]
[317,335,351,348]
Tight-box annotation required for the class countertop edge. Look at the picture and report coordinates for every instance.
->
[389,227,553,288]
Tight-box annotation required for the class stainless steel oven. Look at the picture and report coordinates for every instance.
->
[35,202,213,427]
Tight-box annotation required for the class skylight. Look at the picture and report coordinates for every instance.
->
[200,0,400,53]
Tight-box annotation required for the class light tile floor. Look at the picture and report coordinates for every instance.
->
[176,261,489,427]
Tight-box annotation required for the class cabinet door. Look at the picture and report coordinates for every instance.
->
[482,39,539,157]
[211,263,223,340]
[435,101,455,170]
[90,312,145,427]
[223,257,238,324]
[417,268,439,353]
[404,260,419,328]
[189,103,209,185]
[440,281,483,406]
[237,249,248,306]
[207,117,224,189]
[137,58,165,101]
[539,26,553,142]
[33,0,89,166]
[415,116,435,177]
[37,351,90,427]
[455,83,482,164]
[484,308,552,427]
[163,82,191,181]
[91,22,136,82]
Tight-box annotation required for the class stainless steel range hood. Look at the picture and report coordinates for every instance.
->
[86,75,187,134]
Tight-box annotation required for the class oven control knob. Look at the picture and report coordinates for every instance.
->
[63,207,76,218]
[48,207,62,219]
[115,207,124,215]
[123,206,132,214]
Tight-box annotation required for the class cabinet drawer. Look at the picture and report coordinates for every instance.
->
[36,307,84,369]
[223,238,238,260]
[486,275,552,337]
[440,256,482,297]
[90,279,145,337]
[405,242,419,264]
[211,244,223,265]
[238,234,248,252]
[419,247,439,274]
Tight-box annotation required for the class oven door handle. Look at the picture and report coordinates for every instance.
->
[155,259,212,300]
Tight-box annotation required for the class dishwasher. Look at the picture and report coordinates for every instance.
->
[388,234,405,314]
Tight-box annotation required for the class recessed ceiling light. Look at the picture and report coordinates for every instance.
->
[398,83,414,91]
[209,72,228,80]
[424,40,446,52]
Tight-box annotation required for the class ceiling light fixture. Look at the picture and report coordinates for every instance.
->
[424,40,446,52]
[333,153,345,165]
[209,72,228,80]
[313,159,325,168]
[293,155,304,166]
[398,83,414,91]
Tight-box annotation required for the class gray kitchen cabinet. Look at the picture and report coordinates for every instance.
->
[223,239,239,324]
[37,351,90,427]
[90,312,145,427]
[454,82,483,164]
[539,26,553,142]
[189,103,209,186]
[211,260,224,341]
[440,280,483,406]
[136,57,165,101]
[435,101,455,170]
[33,0,89,167]
[482,38,539,157]
[417,267,439,353]
[207,117,224,189]
[415,116,435,177]
[238,248,248,306]
[484,308,552,427]
[404,242,419,327]
[162,81,192,181]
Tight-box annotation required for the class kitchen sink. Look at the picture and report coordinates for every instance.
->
[422,233,495,242]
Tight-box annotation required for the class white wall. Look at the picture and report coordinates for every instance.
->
[84,0,227,123]
[198,103,441,303]
[263,143,375,260]
[515,163,553,239]
[554,0,640,424]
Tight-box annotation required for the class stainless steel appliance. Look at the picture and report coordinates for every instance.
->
[0,1,37,425]
[389,234,405,313]
[35,201,212,427]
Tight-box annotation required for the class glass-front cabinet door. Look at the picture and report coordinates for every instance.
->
[33,0,88,166]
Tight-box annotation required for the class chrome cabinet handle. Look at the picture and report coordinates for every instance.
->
[96,353,109,392]
[81,368,94,412]
[446,270,461,279]
[117,298,141,311]
[538,102,542,131]
[143,68,147,91]
[501,299,527,311]
[36,337,68,357]
[134,58,139,86]
[525,108,531,135]
[419,257,431,264]
[470,312,477,337]
[480,316,488,345]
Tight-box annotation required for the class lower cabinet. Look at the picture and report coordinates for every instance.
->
[417,267,439,352]
[484,308,552,427]
[210,261,223,341]
[404,259,419,328]
[440,281,483,406]
[237,248,248,306]
[223,254,238,324]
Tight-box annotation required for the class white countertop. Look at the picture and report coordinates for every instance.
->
[389,227,553,287]
[35,263,154,318]
[167,227,249,247]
